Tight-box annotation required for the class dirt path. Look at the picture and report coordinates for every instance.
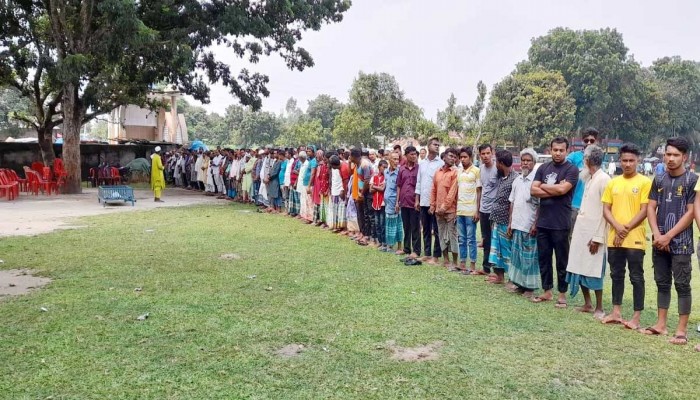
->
[0,187,224,238]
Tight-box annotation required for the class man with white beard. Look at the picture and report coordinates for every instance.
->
[565,145,611,320]
[507,148,541,298]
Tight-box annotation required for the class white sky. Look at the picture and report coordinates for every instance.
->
[188,0,700,119]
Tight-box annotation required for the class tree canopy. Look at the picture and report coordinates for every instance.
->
[0,0,350,192]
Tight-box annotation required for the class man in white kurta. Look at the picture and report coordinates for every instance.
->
[565,145,611,319]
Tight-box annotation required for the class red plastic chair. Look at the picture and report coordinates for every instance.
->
[0,170,19,200]
[6,169,28,192]
[23,167,40,195]
[31,161,45,174]
[110,167,122,185]
[28,169,56,195]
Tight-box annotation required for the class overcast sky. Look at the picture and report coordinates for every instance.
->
[188,0,700,119]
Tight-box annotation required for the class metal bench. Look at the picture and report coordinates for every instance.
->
[98,185,136,207]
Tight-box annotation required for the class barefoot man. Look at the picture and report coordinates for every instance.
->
[430,147,459,270]
[644,137,697,346]
[565,145,610,320]
[488,150,518,285]
[508,148,540,298]
[600,143,651,329]
[530,137,579,307]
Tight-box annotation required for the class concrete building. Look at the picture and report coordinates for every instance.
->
[107,90,188,144]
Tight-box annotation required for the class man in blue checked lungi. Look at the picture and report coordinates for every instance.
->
[507,149,541,298]
[487,150,519,285]
[384,152,404,252]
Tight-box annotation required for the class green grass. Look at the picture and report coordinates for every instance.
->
[1,203,700,399]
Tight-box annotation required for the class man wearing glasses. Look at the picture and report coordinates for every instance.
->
[567,128,599,232]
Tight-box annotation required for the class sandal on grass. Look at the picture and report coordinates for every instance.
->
[554,300,568,309]
[641,327,666,336]
[669,335,688,345]
[531,296,551,303]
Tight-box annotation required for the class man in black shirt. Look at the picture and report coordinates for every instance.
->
[644,137,697,346]
[530,137,579,307]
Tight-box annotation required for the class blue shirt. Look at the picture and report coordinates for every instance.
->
[384,167,400,215]
[567,150,584,209]
[655,163,665,175]
[303,158,317,186]
[278,160,287,183]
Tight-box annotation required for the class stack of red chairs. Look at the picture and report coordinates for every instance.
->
[109,167,122,185]
[53,158,67,192]
[0,169,20,200]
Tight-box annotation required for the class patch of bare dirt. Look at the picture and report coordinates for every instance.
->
[275,344,305,358]
[0,187,223,238]
[0,269,51,298]
[219,253,242,260]
[386,340,444,362]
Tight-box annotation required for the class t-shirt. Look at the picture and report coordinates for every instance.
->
[303,158,318,186]
[601,173,652,250]
[490,170,519,225]
[371,174,385,211]
[479,163,498,213]
[331,168,343,197]
[567,150,585,209]
[457,165,481,217]
[533,160,579,230]
[649,170,698,255]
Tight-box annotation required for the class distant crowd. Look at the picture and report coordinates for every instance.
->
[155,131,700,351]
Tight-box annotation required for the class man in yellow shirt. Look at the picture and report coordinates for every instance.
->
[600,144,651,329]
[151,146,166,202]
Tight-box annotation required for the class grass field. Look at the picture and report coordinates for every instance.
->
[1,202,700,399]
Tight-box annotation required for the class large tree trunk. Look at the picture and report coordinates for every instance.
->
[37,127,55,166]
[61,83,85,194]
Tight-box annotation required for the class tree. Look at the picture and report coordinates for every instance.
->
[0,87,32,138]
[306,94,344,130]
[436,93,466,132]
[651,56,700,139]
[467,80,487,149]
[1,0,350,193]
[333,108,374,147]
[348,72,413,139]
[237,111,284,147]
[284,97,304,124]
[485,69,576,148]
[276,118,330,148]
[527,28,632,132]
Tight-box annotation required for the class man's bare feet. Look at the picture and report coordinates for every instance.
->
[593,310,606,320]
[694,344,700,352]
[409,253,418,259]
[575,305,594,313]
[623,320,641,330]
[521,291,534,299]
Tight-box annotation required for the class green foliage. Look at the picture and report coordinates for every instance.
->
[307,94,345,131]
[485,69,575,148]
[0,87,33,136]
[527,28,630,131]
[348,72,420,140]
[436,93,467,132]
[333,107,374,147]
[276,118,330,148]
[651,56,700,138]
